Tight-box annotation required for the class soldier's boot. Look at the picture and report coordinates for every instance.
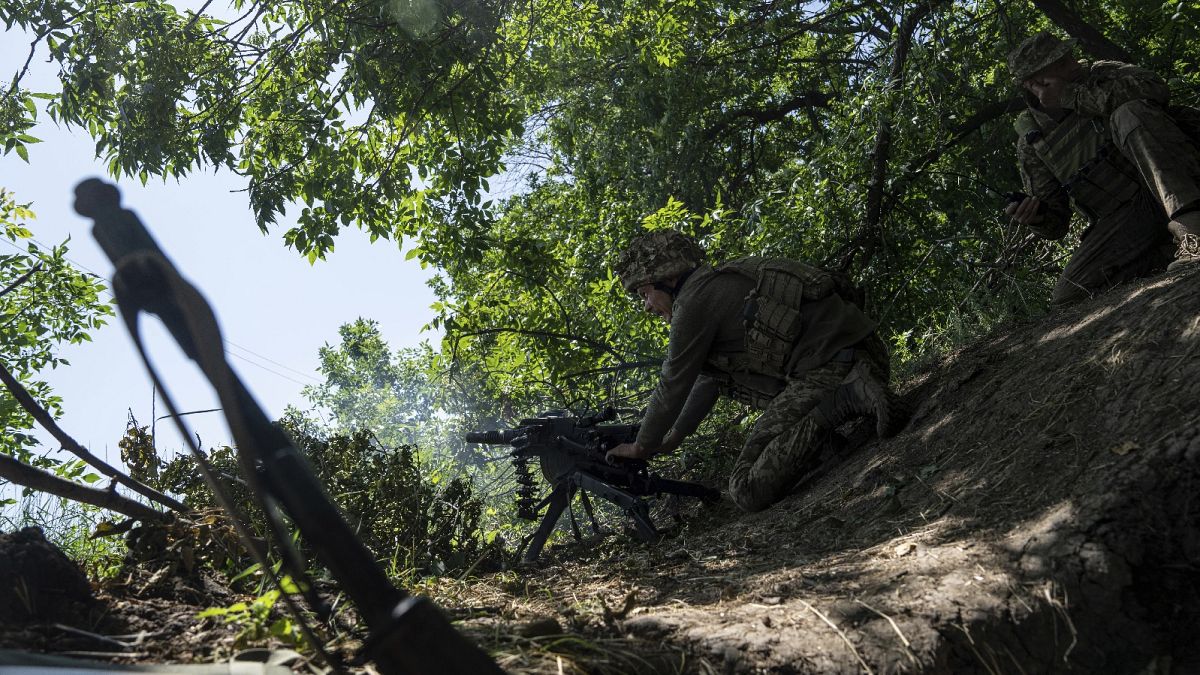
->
[811,361,908,439]
[1168,212,1200,271]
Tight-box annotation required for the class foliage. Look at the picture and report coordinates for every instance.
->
[0,490,126,579]
[300,319,444,449]
[197,582,307,650]
[0,189,113,463]
[145,417,497,578]
[118,410,160,483]
[284,420,498,577]
[7,0,1200,564]
[2,0,523,262]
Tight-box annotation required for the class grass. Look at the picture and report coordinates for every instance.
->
[1,489,128,579]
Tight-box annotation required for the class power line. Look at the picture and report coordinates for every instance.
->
[227,351,315,387]
[224,341,320,383]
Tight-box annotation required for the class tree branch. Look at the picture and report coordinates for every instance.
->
[0,263,42,300]
[0,359,187,513]
[0,452,166,522]
[703,91,835,141]
[879,95,1026,213]
[1028,0,1131,62]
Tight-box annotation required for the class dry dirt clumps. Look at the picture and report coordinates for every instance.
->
[482,266,1200,674]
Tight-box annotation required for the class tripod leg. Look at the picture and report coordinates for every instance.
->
[568,487,582,541]
[627,501,658,541]
[579,490,601,536]
[522,484,571,564]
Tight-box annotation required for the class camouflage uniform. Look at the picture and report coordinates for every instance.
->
[616,233,893,513]
[1008,33,1200,305]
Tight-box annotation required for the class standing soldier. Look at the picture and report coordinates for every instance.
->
[1004,32,1200,306]
[605,230,906,512]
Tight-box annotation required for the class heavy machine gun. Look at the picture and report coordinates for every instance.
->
[73,179,501,675]
[466,409,719,563]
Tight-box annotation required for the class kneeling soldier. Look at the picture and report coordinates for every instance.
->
[1004,32,1200,305]
[606,230,906,512]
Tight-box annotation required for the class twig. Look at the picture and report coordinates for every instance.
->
[0,263,42,300]
[0,358,186,512]
[52,623,132,649]
[798,598,875,674]
[855,599,920,667]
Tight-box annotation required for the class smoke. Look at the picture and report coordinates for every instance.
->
[382,0,442,37]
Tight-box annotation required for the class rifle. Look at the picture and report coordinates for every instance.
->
[73,179,502,675]
[466,409,719,564]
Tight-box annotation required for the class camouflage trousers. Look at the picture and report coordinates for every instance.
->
[1054,100,1200,306]
[727,335,889,512]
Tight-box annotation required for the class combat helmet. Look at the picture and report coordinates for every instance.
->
[614,230,705,294]
[1008,31,1079,84]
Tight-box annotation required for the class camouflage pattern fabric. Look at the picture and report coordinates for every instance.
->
[1015,61,1200,305]
[727,335,889,513]
[614,229,705,293]
[1008,31,1078,83]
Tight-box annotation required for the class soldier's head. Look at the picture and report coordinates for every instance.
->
[1008,32,1083,88]
[614,229,705,322]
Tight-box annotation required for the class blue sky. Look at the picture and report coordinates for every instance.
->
[1,24,441,465]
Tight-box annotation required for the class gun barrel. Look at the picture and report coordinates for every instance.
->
[464,428,522,444]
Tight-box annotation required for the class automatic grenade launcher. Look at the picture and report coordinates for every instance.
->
[466,408,719,563]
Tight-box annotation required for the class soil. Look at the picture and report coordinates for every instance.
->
[3,265,1198,673]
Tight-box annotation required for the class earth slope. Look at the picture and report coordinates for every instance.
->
[491,265,1200,674]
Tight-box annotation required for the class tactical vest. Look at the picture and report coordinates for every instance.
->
[1015,110,1142,218]
[702,257,841,409]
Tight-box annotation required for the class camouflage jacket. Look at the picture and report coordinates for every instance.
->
[1016,60,1170,238]
[635,261,875,450]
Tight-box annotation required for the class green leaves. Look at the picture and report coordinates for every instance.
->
[1,190,113,459]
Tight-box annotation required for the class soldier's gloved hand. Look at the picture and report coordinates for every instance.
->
[1004,196,1046,225]
[606,441,654,463]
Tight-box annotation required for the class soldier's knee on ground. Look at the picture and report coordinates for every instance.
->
[727,484,776,513]
[726,468,778,512]
[1051,275,1093,307]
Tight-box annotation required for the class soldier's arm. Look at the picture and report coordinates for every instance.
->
[1016,135,1072,239]
[636,304,719,450]
[668,375,721,441]
[1062,61,1170,119]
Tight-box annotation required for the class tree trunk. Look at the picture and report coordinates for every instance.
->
[841,0,948,272]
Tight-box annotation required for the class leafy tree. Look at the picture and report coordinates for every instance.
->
[301,319,438,447]
[5,0,1199,456]
[0,189,112,463]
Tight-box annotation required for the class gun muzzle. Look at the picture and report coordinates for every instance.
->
[464,429,521,444]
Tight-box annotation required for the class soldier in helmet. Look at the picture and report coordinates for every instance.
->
[605,230,906,512]
[1004,32,1200,306]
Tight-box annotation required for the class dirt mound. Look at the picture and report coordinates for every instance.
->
[0,527,263,662]
[473,266,1200,673]
[0,527,93,622]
